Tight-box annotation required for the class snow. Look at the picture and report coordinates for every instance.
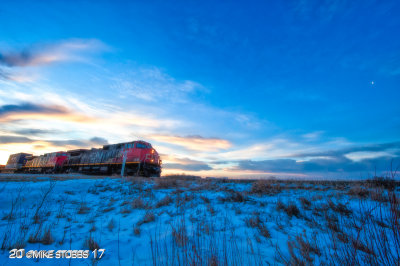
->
[0,174,398,265]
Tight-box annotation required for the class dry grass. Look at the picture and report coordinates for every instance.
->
[108,218,115,232]
[137,211,156,227]
[276,231,321,265]
[250,179,282,195]
[131,197,146,209]
[120,207,131,214]
[103,206,115,213]
[156,195,173,208]
[277,200,301,218]
[133,226,141,236]
[154,178,178,189]
[348,185,369,198]
[28,227,54,245]
[299,197,312,209]
[77,202,90,214]
[41,228,54,245]
[328,199,352,216]
[84,236,100,251]
[221,190,249,203]
[245,213,271,239]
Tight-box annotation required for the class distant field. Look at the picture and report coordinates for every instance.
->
[0,174,399,265]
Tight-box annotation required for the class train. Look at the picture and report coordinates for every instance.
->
[2,140,162,177]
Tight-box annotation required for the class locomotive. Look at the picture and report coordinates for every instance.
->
[3,140,162,177]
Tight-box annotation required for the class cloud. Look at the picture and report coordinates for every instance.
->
[236,155,399,174]
[0,102,94,123]
[0,134,108,150]
[302,131,324,141]
[0,102,68,117]
[89,137,109,145]
[149,134,232,152]
[0,135,33,144]
[45,137,108,148]
[163,163,212,171]
[0,69,8,80]
[0,39,107,68]
[157,154,213,171]
[292,142,400,158]
[113,67,205,103]
[12,128,62,136]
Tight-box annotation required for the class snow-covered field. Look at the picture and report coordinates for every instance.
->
[0,174,399,265]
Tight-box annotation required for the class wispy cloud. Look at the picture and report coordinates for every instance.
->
[235,155,399,175]
[0,102,95,123]
[0,39,108,83]
[112,67,206,103]
[231,141,400,176]
[161,155,213,171]
[0,102,68,116]
[0,134,108,148]
[292,142,400,159]
[0,135,32,144]
[148,134,232,152]
[0,39,107,68]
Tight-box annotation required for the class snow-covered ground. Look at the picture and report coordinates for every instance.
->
[0,174,399,265]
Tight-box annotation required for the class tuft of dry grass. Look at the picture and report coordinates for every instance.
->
[348,185,369,198]
[103,206,115,213]
[276,231,321,265]
[286,203,301,217]
[299,197,312,210]
[84,236,100,251]
[120,207,132,214]
[28,227,54,245]
[200,195,210,203]
[245,213,271,239]
[155,178,178,189]
[77,202,90,214]
[171,217,188,247]
[41,228,54,245]
[277,200,301,218]
[156,195,173,208]
[366,176,396,190]
[28,229,42,244]
[131,196,152,209]
[219,190,249,203]
[137,211,156,227]
[328,199,352,216]
[108,218,115,232]
[134,226,141,236]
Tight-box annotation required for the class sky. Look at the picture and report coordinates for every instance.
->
[0,0,399,179]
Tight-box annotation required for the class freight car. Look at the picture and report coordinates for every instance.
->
[4,140,162,177]
[3,153,33,173]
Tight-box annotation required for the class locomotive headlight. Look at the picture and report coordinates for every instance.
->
[151,149,154,154]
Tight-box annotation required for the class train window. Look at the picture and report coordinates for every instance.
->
[136,143,147,149]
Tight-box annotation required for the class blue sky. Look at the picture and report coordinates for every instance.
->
[0,0,399,178]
